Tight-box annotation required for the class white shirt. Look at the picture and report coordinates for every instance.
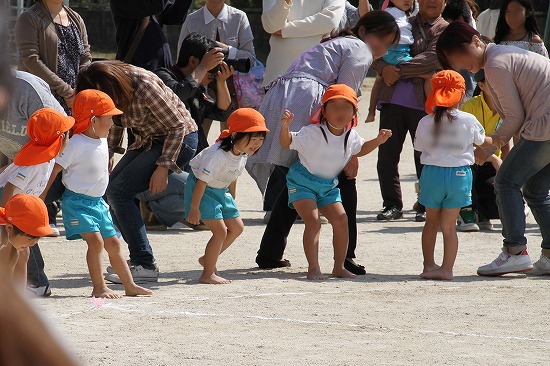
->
[477,9,499,39]
[414,110,486,167]
[386,7,413,46]
[55,134,109,197]
[190,142,247,189]
[0,160,54,196]
[290,124,364,179]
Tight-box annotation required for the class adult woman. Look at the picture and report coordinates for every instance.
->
[76,61,198,283]
[251,11,399,273]
[436,21,550,276]
[14,0,92,113]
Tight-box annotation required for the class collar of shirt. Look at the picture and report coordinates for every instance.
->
[416,14,442,27]
[204,5,229,25]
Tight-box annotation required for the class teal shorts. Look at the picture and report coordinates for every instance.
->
[419,165,473,209]
[62,190,117,240]
[286,161,341,209]
[184,172,240,221]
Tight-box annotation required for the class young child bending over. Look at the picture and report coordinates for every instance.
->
[415,70,491,281]
[42,90,152,298]
[186,108,268,284]
[280,84,392,280]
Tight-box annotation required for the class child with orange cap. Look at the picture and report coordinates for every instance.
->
[0,194,54,279]
[186,108,268,284]
[41,89,153,298]
[280,84,392,280]
[415,70,492,281]
[0,108,73,287]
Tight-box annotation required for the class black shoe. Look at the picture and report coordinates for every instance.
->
[415,208,426,222]
[344,259,366,275]
[377,206,403,221]
[256,255,291,269]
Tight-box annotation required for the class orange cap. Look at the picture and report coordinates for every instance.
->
[217,108,269,141]
[311,84,359,127]
[13,108,75,166]
[72,89,123,135]
[425,70,466,114]
[0,194,53,237]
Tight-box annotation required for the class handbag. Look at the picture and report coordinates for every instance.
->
[233,56,265,110]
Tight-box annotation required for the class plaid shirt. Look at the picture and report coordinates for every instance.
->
[108,66,197,173]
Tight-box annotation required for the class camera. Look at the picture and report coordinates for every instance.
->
[209,48,251,74]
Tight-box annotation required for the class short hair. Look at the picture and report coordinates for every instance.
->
[442,0,472,23]
[176,33,216,68]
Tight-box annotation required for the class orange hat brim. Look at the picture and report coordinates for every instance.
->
[0,207,53,237]
[425,89,463,114]
[13,138,63,166]
[323,94,358,109]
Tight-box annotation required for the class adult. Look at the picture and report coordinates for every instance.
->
[110,0,192,71]
[251,12,399,273]
[76,61,198,283]
[476,0,502,39]
[370,0,448,222]
[336,0,372,33]
[14,0,92,114]
[436,21,550,276]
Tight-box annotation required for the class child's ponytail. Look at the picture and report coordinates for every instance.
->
[433,106,455,140]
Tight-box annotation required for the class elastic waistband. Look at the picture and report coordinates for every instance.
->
[63,189,103,202]
[290,161,336,184]
[424,165,471,171]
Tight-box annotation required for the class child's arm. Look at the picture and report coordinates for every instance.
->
[229,179,237,199]
[188,178,207,225]
[39,163,63,202]
[279,110,295,149]
[0,183,17,207]
[356,129,392,157]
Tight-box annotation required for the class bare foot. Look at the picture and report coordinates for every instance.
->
[125,284,153,296]
[420,267,454,281]
[92,287,122,299]
[332,267,357,279]
[307,268,328,280]
[420,264,441,277]
[198,256,219,275]
[199,273,232,284]
[365,112,376,123]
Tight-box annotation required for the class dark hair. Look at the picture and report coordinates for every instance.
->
[489,0,503,10]
[433,106,456,139]
[494,0,541,44]
[218,132,267,155]
[323,10,400,46]
[11,224,40,240]
[176,33,217,68]
[442,0,472,23]
[386,1,416,16]
[76,60,134,110]
[436,21,491,70]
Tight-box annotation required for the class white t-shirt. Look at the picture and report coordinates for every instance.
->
[290,124,364,179]
[55,134,110,197]
[189,142,248,189]
[0,160,54,196]
[414,110,486,167]
[386,7,414,46]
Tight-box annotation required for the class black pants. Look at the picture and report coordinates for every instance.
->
[471,162,499,219]
[377,103,425,210]
[263,166,287,212]
[257,165,359,260]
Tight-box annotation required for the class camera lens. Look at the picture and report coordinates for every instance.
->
[226,58,251,73]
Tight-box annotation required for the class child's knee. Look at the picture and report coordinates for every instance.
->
[212,226,228,240]
[103,237,121,253]
[331,212,348,228]
[86,237,104,252]
[305,218,322,233]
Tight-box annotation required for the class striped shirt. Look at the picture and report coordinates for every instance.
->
[108,65,197,173]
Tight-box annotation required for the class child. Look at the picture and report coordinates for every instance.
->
[280,84,392,280]
[494,0,548,57]
[415,70,491,281]
[41,89,153,298]
[0,108,73,287]
[366,0,432,122]
[186,108,268,284]
[0,194,53,279]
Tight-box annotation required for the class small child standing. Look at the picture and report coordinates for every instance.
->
[280,84,392,280]
[41,90,152,298]
[186,108,269,284]
[415,70,491,281]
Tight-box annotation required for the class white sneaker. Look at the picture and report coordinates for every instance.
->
[105,263,159,283]
[27,285,52,297]
[106,259,131,274]
[47,224,60,237]
[456,208,479,232]
[477,248,533,276]
[529,254,550,276]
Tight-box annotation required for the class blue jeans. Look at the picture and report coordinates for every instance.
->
[106,132,198,268]
[495,138,550,249]
[136,171,188,227]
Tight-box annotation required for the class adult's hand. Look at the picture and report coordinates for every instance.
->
[199,48,224,72]
[64,89,76,109]
[381,65,400,86]
[474,146,492,165]
[149,166,169,195]
[344,156,359,179]
[271,30,283,38]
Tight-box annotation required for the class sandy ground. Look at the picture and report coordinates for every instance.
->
[32,79,550,366]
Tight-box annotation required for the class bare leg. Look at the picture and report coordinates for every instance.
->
[200,220,231,284]
[293,199,326,280]
[199,217,244,276]
[80,232,122,299]
[420,208,441,277]
[103,236,153,296]
[320,203,356,279]
[13,247,30,290]
[366,75,383,123]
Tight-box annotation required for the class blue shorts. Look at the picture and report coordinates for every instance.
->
[184,172,240,221]
[382,44,412,65]
[286,161,341,209]
[419,165,473,209]
[62,190,117,240]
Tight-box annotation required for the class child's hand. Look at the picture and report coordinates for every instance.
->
[376,129,392,144]
[281,110,294,128]
[187,207,201,226]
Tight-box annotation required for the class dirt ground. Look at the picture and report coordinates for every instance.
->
[33,79,550,366]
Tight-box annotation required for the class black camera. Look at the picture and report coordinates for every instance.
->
[209,48,251,74]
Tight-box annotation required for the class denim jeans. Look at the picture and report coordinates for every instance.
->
[136,171,189,227]
[495,138,550,249]
[106,132,198,268]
